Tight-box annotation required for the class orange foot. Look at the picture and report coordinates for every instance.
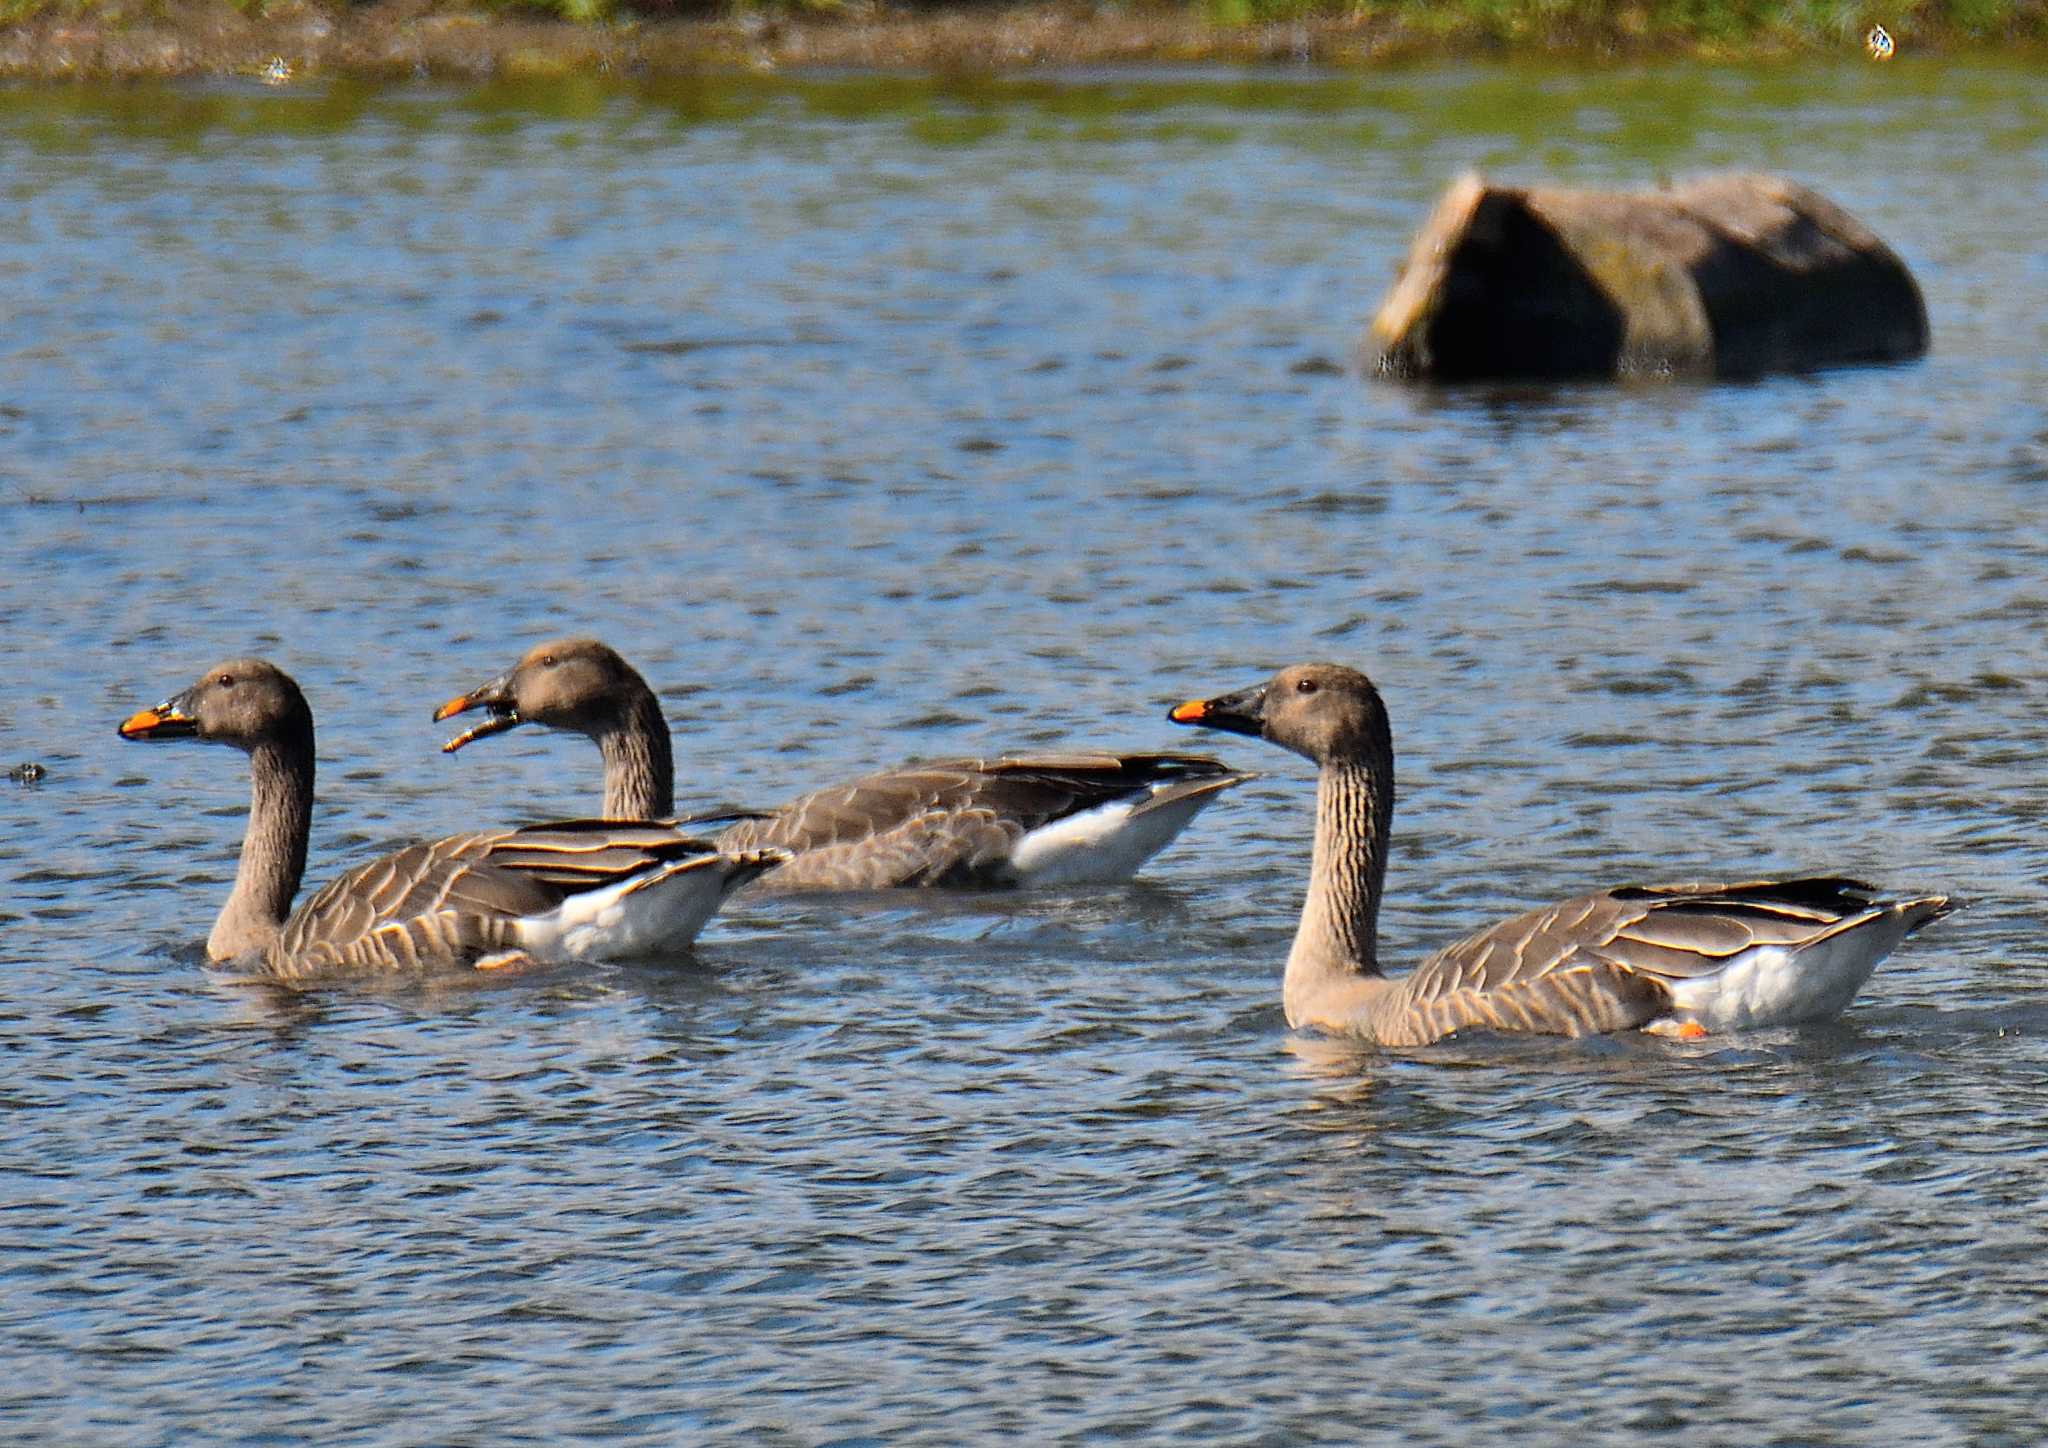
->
[474,950,538,972]
[1672,1020,1709,1040]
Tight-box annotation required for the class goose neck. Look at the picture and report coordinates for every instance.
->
[597,689,674,820]
[1283,756,1392,1028]
[211,733,313,962]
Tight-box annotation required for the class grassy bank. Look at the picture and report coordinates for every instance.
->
[2,0,2043,78]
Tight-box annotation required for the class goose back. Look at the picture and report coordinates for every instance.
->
[1366,878,1947,1046]
[273,821,771,978]
[712,752,1248,890]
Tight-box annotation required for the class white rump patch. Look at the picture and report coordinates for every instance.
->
[515,859,735,960]
[1006,790,1215,886]
[1663,907,1912,1031]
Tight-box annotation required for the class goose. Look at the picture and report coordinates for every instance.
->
[119,658,785,979]
[434,637,1252,890]
[1169,662,1952,1045]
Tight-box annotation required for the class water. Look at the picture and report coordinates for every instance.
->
[4,64,2048,1442]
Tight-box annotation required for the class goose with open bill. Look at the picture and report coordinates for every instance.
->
[434,637,1253,890]
[1169,661,1953,1046]
[120,658,785,979]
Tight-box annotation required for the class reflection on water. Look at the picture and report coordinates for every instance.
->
[4,64,2047,1442]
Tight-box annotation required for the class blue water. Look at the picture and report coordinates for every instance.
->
[4,64,2047,1443]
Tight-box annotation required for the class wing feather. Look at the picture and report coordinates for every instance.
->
[1390,876,1901,1038]
[717,752,1247,889]
[268,821,740,976]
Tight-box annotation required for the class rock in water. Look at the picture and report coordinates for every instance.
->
[1367,172,1927,382]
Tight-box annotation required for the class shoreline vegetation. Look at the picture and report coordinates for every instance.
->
[2,1,2044,80]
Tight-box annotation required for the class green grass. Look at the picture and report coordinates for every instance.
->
[1193,0,2046,44]
[2,0,2042,51]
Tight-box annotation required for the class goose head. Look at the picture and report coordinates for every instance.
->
[119,658,312,754]
[1170,662,1390,766]
[435,637,648,752]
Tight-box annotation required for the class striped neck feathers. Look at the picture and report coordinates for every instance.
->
[212,731,314,963]
[596,687,675,820]
[1284,756,1393,1029]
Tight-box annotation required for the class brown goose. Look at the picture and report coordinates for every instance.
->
[1170,662,1952,1045]
[434,637,1251,890]
[120,659,785,979]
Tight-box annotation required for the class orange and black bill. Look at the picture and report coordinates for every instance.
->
[118,690,199,741]
[1168,684,1267,738]
[433,669,524,754]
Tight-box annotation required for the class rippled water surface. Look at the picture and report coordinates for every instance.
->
[5,64,2048,1442]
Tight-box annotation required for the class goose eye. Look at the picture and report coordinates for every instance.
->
[540,654,558,668]
[218,673,235,688]
[1295,677,1318,695]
